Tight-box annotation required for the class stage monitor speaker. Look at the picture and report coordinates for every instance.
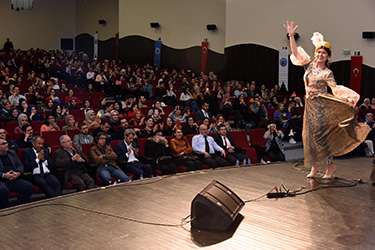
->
[362,32,375,39]
[206,24,217,31]
[150,22,160,29]
[191,180,244,231]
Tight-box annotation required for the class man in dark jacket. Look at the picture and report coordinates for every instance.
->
[214,124,247,165]
[54,135,95,191]
[0,138,32,208]
[115,129,152,179]
[24,136,61,197]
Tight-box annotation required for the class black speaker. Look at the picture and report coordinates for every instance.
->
[362,32,375,39]
[98,19,107,26]
[150,22,160,29]
[206,24,217,31]
[191,180,244,231]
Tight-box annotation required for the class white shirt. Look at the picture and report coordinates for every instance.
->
[124,141,138,163]
[221,136,232,149]
[201,109,209,119]
[86,71,95,80]
[192,134,224,154]
[180,92,192,101]
[32,148,50,175]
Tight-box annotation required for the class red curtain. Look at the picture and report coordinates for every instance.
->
[200,39,209,73]
[350,56,362,94]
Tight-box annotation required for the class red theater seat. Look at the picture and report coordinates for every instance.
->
[31,121,43,134]
[81,143,92,157]
[230,131,257,164]
[249,128,266,147]
[41,131,64,147]
[137,138,147,157]
[70,109,85,122]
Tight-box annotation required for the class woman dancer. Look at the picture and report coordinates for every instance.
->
[284,21,370,178]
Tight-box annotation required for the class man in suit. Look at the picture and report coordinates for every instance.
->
[24,136,61,197]
[0,138,32,208]
[54,135,95,191]
[214,124,248,166]
[115,129,153,179]
[195,102,211,122]
[192,124,230,168]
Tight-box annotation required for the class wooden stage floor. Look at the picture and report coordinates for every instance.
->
[1,157,374,250]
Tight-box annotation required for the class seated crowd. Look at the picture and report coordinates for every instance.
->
[0,49,374,208]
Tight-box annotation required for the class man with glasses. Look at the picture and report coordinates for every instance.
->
[54,135,95,191]
[0,138,32,208]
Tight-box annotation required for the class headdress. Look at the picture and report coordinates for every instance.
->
[311,32,331,50]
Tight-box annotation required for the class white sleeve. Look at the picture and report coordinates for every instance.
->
[192,136,203,153]
[290,46,311,66]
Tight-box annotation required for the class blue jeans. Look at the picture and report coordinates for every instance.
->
[98,165,129,185]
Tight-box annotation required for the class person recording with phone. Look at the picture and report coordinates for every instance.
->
[263,123,285,162]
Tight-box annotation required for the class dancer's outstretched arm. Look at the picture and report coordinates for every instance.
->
[284,21,301,60]
[284,21,311,66]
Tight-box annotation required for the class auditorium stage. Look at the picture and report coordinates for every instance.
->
[1,157,374,250]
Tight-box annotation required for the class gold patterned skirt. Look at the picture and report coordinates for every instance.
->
[303,94,370,167]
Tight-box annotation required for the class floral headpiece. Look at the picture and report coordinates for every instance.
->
[311,32,331,50]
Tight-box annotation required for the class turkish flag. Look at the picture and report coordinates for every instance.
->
[200,39,209,73]
[350,56,362,94]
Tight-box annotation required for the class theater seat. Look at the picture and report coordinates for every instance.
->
[230,131,257,164]
[110,140,121,151]
[31,121,44,135]
[81,143,93,157]
[249,128,266,147]
[70,109,85,122]
[41,131,65,147]
[137,138,147,157]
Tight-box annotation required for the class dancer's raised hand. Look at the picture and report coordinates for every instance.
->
[284,21,298,35]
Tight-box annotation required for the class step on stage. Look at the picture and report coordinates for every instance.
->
[1,157,374,250]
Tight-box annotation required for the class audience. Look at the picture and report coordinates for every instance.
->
[115,129,153,180]
[0,138,32,208]
[54,135,95,191]
[40,114,60,134]
[73,123,94,152]
[144,131,176,175]
[24,136,61,197]
[192,124,229,168]
[0,47,372,208]
[88,133,129,185]
[214,124,248,165]
[170,129,201,171]
[263,123,285,162]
